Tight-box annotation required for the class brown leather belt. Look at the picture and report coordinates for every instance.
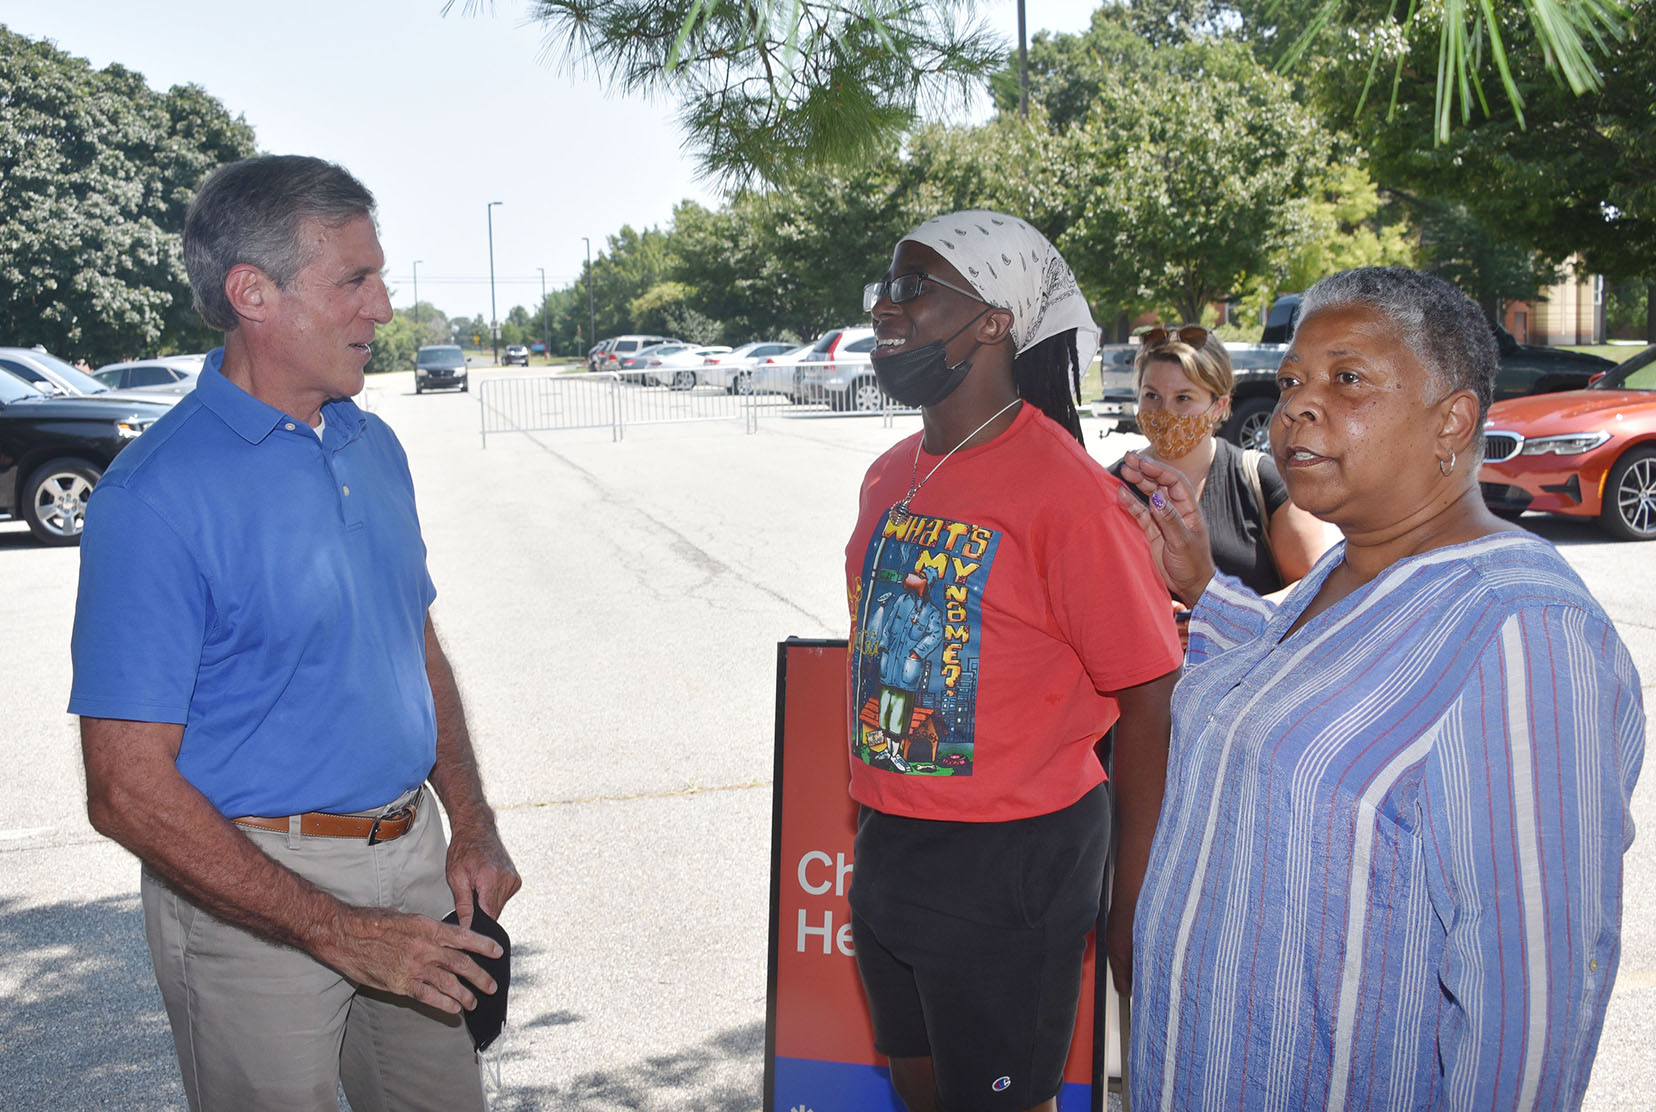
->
[233,801,417,844]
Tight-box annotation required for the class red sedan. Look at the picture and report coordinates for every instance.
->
[1480,344,1656,540]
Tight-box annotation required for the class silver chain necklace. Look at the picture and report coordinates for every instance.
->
[889,398,1021,527]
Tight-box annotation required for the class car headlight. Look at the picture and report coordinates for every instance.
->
[116,417,155,439]
[1517,431,1610,456]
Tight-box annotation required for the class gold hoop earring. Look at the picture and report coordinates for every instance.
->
[1439,451,1456,477]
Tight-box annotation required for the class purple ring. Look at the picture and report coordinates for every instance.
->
[1151,490,1167,510]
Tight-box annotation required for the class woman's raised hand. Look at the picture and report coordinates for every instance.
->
[1115,450,1216,606]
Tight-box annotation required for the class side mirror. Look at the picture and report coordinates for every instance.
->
[466,357,473,364]
[1589,371,1606,386]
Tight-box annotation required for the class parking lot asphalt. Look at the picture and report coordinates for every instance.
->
[2,366,1652,1110]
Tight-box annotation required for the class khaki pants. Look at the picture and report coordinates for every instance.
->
[141,790,486,1112]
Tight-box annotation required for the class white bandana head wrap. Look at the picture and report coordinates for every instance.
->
[899,210,1099,375]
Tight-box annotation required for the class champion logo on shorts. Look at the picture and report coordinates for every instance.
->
[991,1076,1012,1092]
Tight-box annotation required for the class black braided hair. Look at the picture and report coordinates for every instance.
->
[1012,329,1084,446]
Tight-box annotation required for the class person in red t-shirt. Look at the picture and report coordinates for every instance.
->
[845,212,1181,1112]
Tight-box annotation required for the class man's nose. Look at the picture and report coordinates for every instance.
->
[365,276,393,324]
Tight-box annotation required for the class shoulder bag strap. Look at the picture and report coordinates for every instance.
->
[1241,448,1280,583]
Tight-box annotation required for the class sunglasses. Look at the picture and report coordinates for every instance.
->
[1140,325,1209,349]
[863,271,987,313]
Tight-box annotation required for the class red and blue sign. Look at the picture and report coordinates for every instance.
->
[765,639,1118,1111]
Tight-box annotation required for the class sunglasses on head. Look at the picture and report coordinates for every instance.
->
[1140,325,1209,349]
[863,271,987,313]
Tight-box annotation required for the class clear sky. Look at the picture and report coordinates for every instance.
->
[1,0,1103,326]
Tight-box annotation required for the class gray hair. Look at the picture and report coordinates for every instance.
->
[184,155,376,331]
[1297,267,1498,452]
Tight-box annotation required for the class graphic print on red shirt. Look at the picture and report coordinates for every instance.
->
[850,510,1001,777]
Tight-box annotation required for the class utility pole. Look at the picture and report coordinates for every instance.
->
[537,266,549,362]
[487,201,503,365]
[581,236,597,357]
[412,260,423,331]
[1017,0,1029,119]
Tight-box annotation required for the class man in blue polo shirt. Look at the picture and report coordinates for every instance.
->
[69,155,519,1111]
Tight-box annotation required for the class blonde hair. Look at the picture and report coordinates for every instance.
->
[1133,327,1235,400]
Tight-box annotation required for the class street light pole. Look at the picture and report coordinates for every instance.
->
[537,266,548,362]
[1017,0,1028,119]
[487,201,503,365]
[581,236,596,358]
[412,259,423,332]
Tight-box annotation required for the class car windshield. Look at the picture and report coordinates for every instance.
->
[418,347,465,369]
[31,351,109,393]
[1597,345,1656,390]
[0,368,40,404]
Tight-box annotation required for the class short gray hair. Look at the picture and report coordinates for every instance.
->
[184,155,376,331]
[1297,267,1498,447]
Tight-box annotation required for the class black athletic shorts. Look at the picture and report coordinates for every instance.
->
[848,782,1110,1111]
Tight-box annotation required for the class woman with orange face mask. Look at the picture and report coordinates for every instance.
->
[1110,325,1326,606]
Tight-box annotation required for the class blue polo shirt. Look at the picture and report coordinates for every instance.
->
[69,350,438,817]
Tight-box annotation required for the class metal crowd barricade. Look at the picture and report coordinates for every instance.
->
[478,365,915,446]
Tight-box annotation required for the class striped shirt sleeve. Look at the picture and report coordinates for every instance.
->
[1421,605,1644,1110]
[1186,571,1275,666]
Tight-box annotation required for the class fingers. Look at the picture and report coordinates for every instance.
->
[327,908,503,1014]
[448,832,522,921]
[450,863,521,922]
[477,866,523,919]
[450,884,475,930]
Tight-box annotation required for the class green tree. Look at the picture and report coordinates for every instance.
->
[1333,0,1656,335]
[1245,0,1629,145]
[366,308,444,375]
[516,0,1002,185]
[588,224,675,335]
[1058,38,1332,324]
[1417,201,1561,322]
[496,0,1628,187]
[1275,162,1419,293]
[0,27,256,364]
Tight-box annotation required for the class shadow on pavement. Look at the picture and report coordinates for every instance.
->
[486,1021,764,1111]
[0,896,762,1111]
[0,892,184,1110]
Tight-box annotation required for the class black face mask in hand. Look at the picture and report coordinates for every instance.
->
[873,309,989,409]
[444,896,511,1052]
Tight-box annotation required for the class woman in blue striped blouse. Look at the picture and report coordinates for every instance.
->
[1115,267,1644,1110]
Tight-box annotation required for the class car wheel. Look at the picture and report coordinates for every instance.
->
[1222,396,1275,451]
[851,378,884,412]
[415,380,423,395]
[1598,446,1656,541]
[23,457,101,546]
[461,381,469,393]
[734,371,754,396]
[672,370,697,391]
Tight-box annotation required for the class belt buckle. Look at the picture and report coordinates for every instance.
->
[366,805,410,846]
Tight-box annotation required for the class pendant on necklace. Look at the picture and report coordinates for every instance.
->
[889,500,912,527]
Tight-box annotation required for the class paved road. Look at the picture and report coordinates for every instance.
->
[1,367,1650,1109]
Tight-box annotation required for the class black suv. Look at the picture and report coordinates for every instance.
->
[0,368,174,545]
[414,345,469,394]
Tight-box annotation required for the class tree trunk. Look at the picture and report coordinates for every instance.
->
[1647,282,1655,343]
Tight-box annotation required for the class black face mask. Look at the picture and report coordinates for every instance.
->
[873,310,989,408]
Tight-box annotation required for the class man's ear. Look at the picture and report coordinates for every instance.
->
[977,307,1015,347]
[224,264,274,324]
